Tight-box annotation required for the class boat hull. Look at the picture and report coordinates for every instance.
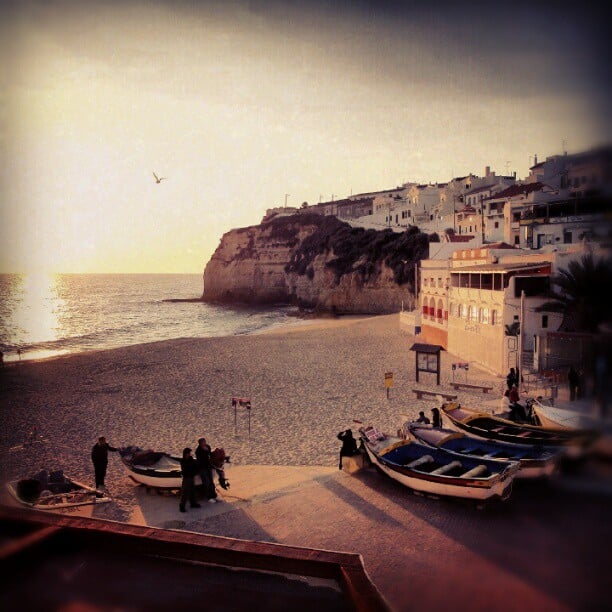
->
[7,477,111,510]
[360,429,518,502]
[120,447,202,489]
[363,446,514,501]
[441,402,596,457]
[407,425,561,479]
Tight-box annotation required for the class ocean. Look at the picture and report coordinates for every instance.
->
[0,273,294,362]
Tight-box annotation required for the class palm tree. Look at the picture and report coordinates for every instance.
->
[536,254,612,333]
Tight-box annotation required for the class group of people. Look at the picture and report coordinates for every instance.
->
[179,438,229,512]
[90,435,229,514]
[415,407,443,428]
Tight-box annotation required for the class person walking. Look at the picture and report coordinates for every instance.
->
[196,437,217,503]
[337,429,358,469]
[91,436,118,490]
[179,447,201,512]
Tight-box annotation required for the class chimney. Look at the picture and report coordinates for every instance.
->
[485,166,490,177]
[534,153,538,165]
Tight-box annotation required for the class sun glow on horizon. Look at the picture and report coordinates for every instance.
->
[1,1,609,275]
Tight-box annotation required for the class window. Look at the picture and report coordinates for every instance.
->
[460,304,468,319]
[424,278,428,287]
[437,278,442,287]
[542,315,548,329]
[491,309,498,325]
[564,231,572,244]
[514,236,520,245]
[494,221,499,229]
[482,307,490,324]
[470,305,479,322]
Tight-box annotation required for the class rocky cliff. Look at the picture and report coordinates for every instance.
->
[202,214,430,314]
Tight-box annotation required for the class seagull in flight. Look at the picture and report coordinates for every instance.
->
[153,172,167,184]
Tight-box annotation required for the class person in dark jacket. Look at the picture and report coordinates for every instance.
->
[195,437,217,503]
[506,368,517,390]
[179,447,201,512]
[431,407,443,428]
[337,429,358,469]
[568,366,580,401]
[416,411,431,424]
[91,436,117,489]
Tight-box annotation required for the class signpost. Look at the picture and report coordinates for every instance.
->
[452,362,469,383]
[384,372,393,399]
[231,397,252,438]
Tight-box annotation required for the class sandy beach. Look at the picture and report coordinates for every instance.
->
[2,314,611,611]
[0,314,501,511]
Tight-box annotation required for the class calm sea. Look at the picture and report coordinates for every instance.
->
[0,274,294,362]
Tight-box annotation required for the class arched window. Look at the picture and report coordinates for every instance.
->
[482,307,490,324]
[491,309,498,325]
[460,303,467,319]
[429,297,435,320]
[437,299,444,321]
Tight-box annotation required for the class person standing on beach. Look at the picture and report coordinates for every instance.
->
[91,436,118,490]
[337,429,358,469]
[179,448,201,512]
[431,407,443,428]
[506,368,517,390]
[196,437,217,503]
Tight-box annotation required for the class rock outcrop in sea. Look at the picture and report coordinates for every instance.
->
[202,213,431,314]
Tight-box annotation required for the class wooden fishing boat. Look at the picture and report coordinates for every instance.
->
[119,446,197,490]
[440,402,598,457]
[7,469,111,510]
[406,424,563,478]
[531,400,611,432]
[359,425,519,502]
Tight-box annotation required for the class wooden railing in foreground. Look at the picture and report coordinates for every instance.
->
[0,505,390,612]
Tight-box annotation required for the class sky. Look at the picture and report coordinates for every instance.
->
[1,0,610,273]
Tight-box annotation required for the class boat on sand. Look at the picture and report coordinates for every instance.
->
[7,469,110,510]
[440,402,599,457]
[406,423,563,479]
[358,425,519,502]
[119,446,230,491]
[119,446,196,490]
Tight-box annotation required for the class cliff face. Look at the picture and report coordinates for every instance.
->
[203,214,428,314]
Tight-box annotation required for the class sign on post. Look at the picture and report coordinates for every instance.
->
[231,397,252,438]
[384,372,393,398]
[452,362,469,383]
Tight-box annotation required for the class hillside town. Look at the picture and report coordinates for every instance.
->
[265,145,612,383]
